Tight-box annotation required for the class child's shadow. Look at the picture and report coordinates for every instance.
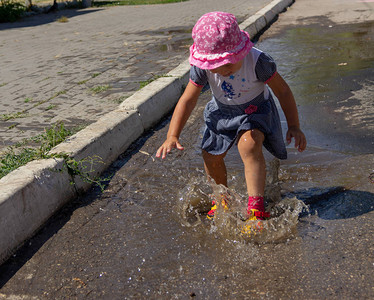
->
[287,187,374,220]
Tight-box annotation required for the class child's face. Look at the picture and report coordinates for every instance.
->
[210,60,243,77]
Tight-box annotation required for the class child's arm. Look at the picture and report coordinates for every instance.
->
[156,82,203,159]
[268,73,307,152]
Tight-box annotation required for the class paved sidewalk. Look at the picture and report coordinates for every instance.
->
[0,0,274,152]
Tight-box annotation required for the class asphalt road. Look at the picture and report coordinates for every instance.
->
[0,0,373,298]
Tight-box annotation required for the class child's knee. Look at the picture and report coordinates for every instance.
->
[238,129,264,155]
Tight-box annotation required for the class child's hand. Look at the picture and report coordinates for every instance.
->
[156,136,184,159]
[286,126,307,152]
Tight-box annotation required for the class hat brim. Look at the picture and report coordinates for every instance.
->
[189,30,253,70]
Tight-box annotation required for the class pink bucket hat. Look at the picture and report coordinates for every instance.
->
[189,11,254,70]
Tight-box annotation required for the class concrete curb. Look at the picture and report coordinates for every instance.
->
[0,0,294,264]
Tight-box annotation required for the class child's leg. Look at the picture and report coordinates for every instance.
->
[202,150,228,187]
[237,129,266,197]
[203,150,229,219]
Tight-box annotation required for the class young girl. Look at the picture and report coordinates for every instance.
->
[156,12,306,221]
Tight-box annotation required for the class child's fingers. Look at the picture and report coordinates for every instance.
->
[163,146,172,159]
[286,129,307,152]
[156,145,169,159]
[298,136,307,152]
[155,147,162,158]
[156,141,184,159]
[176,141,184,151]
[294,135,301,149]
[294,134,307,152]
[286,131,293,145]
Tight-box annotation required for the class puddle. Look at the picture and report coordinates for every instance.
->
[257,20,374,154]
[177,160,308,244]
[136,26,193,53]
[1,19,373,300]
[104,20,374,297]
[158,37,193,52]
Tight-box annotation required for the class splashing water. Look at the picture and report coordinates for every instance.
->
[176,159,309,244]
[214,196,308,244]
[176,176,213,227]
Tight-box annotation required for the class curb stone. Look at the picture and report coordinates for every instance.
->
[119,76,185,130]
[0,0,294,265]
[0,158,75,263]
[49,109,144,192]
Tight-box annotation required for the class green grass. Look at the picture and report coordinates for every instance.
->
[90,85,110,94]
[0,123,73,178]
[1,0,186,24]
[0,122,109,191]
[52,90,67,98]
[92,0,187,7]
[0,0,25,23]
[56,16,68,23]
[138,74,171,90]
[1,111,29,121]
[78,79,89,85]
[0,148,38,177]
[32,0,185,4]
[45,104,57,111]
[33,90,67,107]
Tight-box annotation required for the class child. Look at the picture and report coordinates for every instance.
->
[156,12,306,221]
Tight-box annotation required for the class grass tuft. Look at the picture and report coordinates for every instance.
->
[1,111,28,121]
[90,85,110,94]
[56,16,68,23]
[138,74,171,90]
[0,123,73,178]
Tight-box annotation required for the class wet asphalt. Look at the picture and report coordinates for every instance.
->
[1,0,374,299]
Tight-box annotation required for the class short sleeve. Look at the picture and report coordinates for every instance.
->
[190,65,208,87]
[255,52,277,83]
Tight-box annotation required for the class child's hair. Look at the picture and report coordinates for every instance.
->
[189,11,254,70]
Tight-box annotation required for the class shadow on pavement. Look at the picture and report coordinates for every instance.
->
[0,8,102,30]
[0,185,103,289]
[291,187,374,220]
